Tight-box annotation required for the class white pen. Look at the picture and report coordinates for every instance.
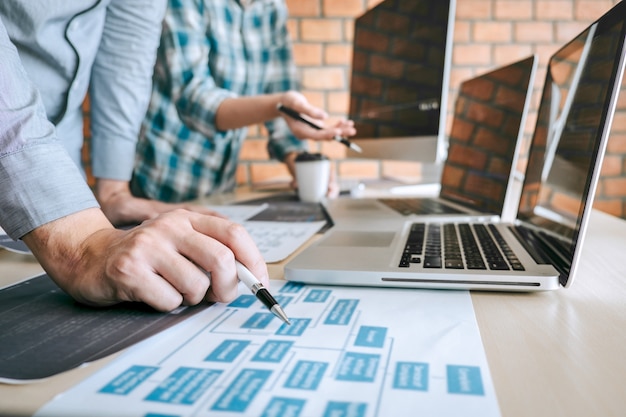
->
[235,261,291,325]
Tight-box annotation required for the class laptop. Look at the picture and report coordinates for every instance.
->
[325,55,538,224]
[285,2,626,291]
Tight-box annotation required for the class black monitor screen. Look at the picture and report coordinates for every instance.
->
[517,6,625,284]
[348,0,452,140]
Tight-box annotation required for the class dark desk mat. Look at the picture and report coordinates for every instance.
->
[0,274,209,381]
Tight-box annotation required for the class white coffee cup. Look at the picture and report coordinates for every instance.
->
[294,153,330,203]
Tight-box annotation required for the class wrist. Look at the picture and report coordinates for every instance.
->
[22,208,116,303]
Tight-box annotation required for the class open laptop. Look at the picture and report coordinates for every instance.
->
[325,55,538,224]
[286,1,626,291]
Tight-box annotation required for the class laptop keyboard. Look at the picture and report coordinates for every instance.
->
[399,222,525,271]
[379,198,465,216]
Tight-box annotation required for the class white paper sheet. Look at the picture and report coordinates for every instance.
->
[207,205,326,263]
[36,281,500,417]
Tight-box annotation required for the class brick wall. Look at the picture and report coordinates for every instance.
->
[241,0,625,217]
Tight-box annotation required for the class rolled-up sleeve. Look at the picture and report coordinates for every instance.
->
[0,20,97,239]
[89,0,167,181]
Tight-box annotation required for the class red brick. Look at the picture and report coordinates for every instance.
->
[453,44,492,66]
[326,91,350,114]
[456,0,492,19]
[292,43,323,66]
[286,20,299,41]
[301,19,343,42]
[324,44,352,65]
[515,22,554,43]
[494,44,533,66]
[454,21,471,43]
[494,1,533,20]
[601,177,626,197]
[322,0,364,17]
[606,133,626,154]
[301,67,346,90]
[535,1,574,20]
[301,91,325,109]
[473,22,513,43]
[286,0,320,17]
[555,22,589,43]
[600,155,623,176]
[574,1,616,21]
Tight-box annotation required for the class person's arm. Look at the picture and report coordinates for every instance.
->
[22,208,269,311]
[0,18,268,311]
[86,0,221,224]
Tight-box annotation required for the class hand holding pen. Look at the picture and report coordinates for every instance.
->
[236,261,291,325]
[277,103,361,153]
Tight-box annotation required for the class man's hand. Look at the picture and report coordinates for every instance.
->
[22,208,268,312]
[95,179,224,226]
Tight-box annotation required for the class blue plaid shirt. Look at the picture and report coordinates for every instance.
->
[132,0,306,202]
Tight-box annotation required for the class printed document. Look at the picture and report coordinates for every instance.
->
[36,281,500,416]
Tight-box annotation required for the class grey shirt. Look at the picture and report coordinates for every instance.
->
[0,20,97,239]
[0,0,166,180]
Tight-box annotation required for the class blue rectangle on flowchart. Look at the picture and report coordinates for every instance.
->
[323,401,367,417]
[211,369,272,412]
[276,318,310,336]
[205,340,250,362]
[279,282,305,293]
[284,360,328,390]
[261,397,306,417]
[354,326,387,348]
[324,299,359,325]
[228,294,257,308]
[393,362,429,391]
[304,289,331,302]
[252,340,294,363]
[228,294,256,308]
[336,352,379,382]
[146,367,222,405]
[273,294,293,308]
[242,312,276,329]
[99,365,159,395]
[447,365,484,396]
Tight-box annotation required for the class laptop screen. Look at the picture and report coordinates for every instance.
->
[517,5,626,285]
[440,56,536,215]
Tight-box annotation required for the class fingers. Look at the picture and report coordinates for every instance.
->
[102,210,267,311]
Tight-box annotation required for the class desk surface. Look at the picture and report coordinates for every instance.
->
[1,203,626,417]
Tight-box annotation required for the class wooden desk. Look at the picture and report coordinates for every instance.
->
[1,207,625,417]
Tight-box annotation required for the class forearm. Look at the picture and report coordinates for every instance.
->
[215,93,284,131]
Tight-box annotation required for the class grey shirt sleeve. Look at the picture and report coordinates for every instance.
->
[0,20,98,240]
[89,0,167,181]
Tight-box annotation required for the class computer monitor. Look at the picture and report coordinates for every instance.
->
[347,0,456,182]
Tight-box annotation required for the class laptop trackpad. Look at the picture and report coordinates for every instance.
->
[321,231,395,247]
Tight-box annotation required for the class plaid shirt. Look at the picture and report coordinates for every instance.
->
[132,0,306,202]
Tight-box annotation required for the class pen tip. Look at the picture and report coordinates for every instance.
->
[351,143,363,153]
[271,305,291,325]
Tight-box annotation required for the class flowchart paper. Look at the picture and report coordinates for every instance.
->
[36,281,500,417]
